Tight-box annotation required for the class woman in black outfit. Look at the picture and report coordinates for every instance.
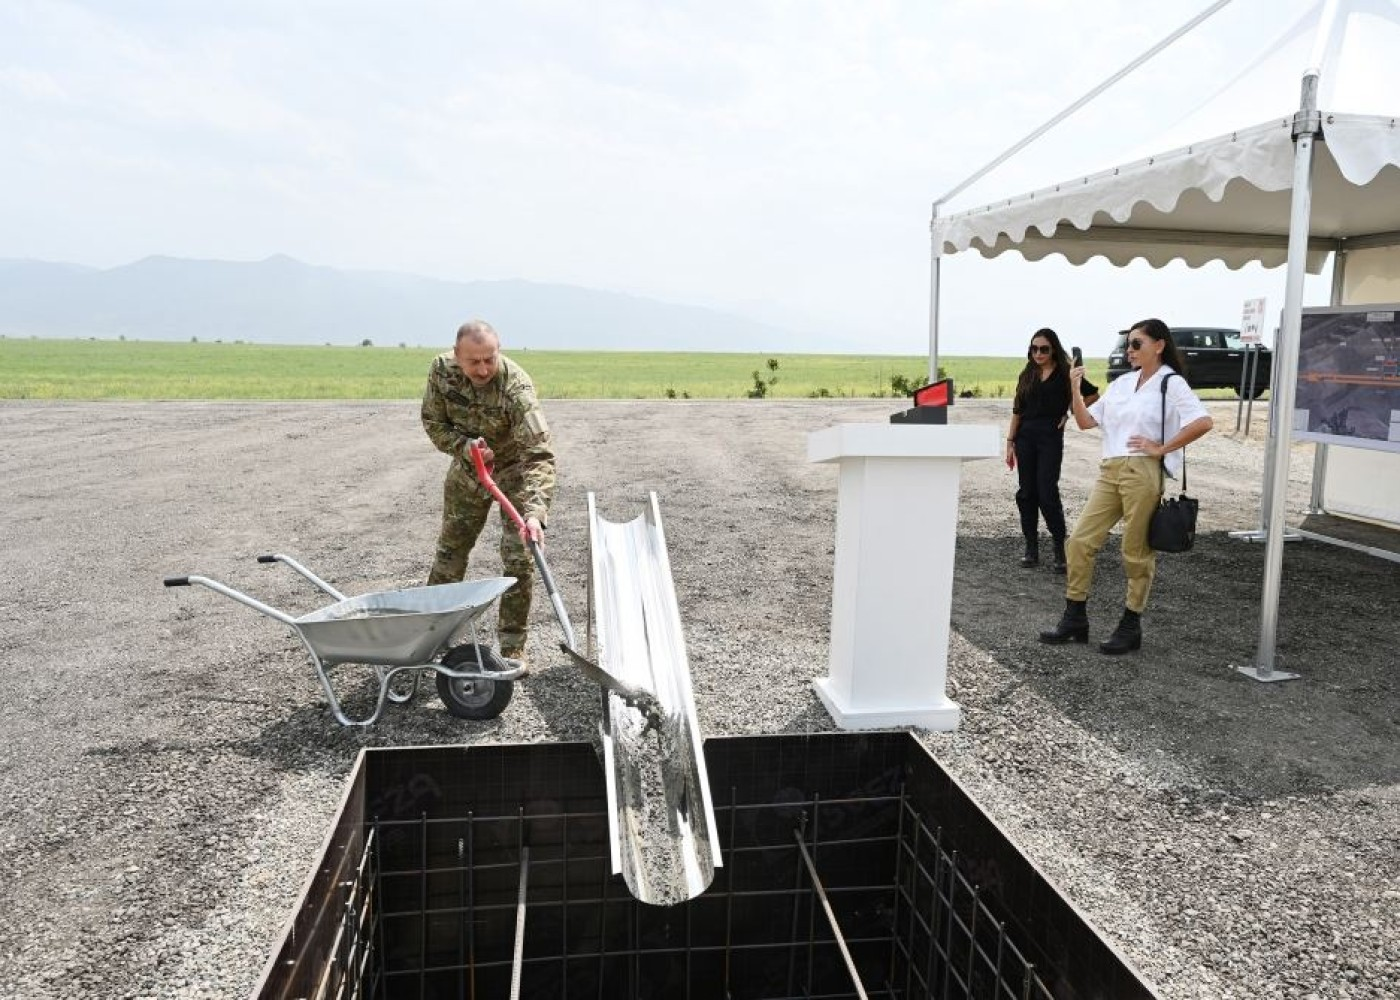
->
[1005,328,1098,572]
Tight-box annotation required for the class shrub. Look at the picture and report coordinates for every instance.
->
[746,358,780,398]
[890,373,917,396]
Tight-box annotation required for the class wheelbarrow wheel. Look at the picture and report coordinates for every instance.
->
[437,643,514,720]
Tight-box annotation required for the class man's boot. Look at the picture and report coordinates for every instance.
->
[1038,599,1088,644]
[1020,536,1040,568]
[1099,609,1142,655]
[1051,536,1067,575]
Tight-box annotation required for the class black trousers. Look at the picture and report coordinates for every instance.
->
[1013,418,1067,542]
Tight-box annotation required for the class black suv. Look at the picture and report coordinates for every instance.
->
[1106,327,1271,398]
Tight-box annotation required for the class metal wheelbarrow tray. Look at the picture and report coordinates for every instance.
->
[164,554,526,726]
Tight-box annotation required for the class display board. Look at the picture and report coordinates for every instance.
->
[1295,305,1400,455]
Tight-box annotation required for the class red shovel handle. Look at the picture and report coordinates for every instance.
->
[468,438,575,646]
[469,439,528,535]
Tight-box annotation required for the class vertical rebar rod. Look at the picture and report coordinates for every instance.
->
[684,867,692,1000]
[888,786,906,991]
[723,787,736,995]
[964,885,980,994]
[372,822,386,1000]
[993,921,1006,1000]
[786,813,808,996]
[792,829,870,1000]
[418,812,427,1000]
[337,875,353,998]
[468,810,476,1000]
[596,855,610,1000]
[457,831,466,1000]
[905,814,922,999]
[804,795,822,996]
[941,852,959,998]
[629,890,639,1000]
[561,811,570,1000]
[509,844,531,1000]
[923,831,944,999]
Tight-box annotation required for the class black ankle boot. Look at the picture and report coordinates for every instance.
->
[1051,537,1067,575]
[1039,599,1088,644]
[1099,609,1142,655]
[1020,538,1040,568]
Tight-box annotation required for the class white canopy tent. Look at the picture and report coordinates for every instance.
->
[929,0,1400,678]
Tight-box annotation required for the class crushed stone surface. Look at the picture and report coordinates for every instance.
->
[0,398,1396,999]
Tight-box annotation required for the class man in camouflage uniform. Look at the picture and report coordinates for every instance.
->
[422,320,555,663]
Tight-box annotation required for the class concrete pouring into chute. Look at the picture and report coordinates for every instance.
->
[467,439,719,905]
[586,491,721,905]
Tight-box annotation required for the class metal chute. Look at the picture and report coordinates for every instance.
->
[588,492,721,905]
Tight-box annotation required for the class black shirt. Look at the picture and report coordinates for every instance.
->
[1013,366,1097,420]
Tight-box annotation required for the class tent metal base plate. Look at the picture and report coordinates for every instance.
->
[1236,665,1301,683]
[1296,512,1400,564]
[1227,529,1303,543]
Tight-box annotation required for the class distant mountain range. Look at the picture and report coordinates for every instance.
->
[0,255,855,353]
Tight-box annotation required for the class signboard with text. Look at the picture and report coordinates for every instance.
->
[1294,304,1400,454]
[1240,297,1267,345]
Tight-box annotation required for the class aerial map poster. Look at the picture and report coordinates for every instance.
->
[1294,305,1400,455]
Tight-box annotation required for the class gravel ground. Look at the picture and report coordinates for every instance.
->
[0,398,1397,999]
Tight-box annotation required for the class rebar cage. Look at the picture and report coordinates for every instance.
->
[256,734,1157,1000]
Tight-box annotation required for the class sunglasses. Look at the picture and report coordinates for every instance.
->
[1127,338,1148,350]
[1029,344,1053,354]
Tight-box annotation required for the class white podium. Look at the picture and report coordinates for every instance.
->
[808,422,999,730]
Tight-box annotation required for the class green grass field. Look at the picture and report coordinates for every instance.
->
[0,337,1113,401]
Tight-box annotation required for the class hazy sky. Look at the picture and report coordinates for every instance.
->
[1,0,1343,355]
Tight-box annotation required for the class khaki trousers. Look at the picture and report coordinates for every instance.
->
[1065,457,1162,614]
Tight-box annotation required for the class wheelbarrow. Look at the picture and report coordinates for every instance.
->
[163,554,527,726]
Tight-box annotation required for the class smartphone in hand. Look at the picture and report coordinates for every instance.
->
[1071,346,1083,367]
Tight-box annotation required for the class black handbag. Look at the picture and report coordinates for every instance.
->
[1148,374,1199,553]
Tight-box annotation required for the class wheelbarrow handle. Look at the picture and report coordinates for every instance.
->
[160,574,298,625]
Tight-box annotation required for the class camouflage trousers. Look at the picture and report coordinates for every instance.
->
[426,461,534,654]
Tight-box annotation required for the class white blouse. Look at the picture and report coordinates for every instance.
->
[1086,366,1208,479]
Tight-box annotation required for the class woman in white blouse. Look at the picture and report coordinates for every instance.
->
[1039,318,1214,654]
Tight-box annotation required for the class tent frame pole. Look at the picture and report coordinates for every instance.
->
[928,205,943,384]
[1239,69,1325,684]
[929,0,1235,209]
[1307,249,1349,512]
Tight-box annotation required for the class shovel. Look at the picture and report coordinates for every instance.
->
[467,439,664,728]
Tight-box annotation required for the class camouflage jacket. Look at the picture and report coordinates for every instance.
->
[421,352,556,524]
